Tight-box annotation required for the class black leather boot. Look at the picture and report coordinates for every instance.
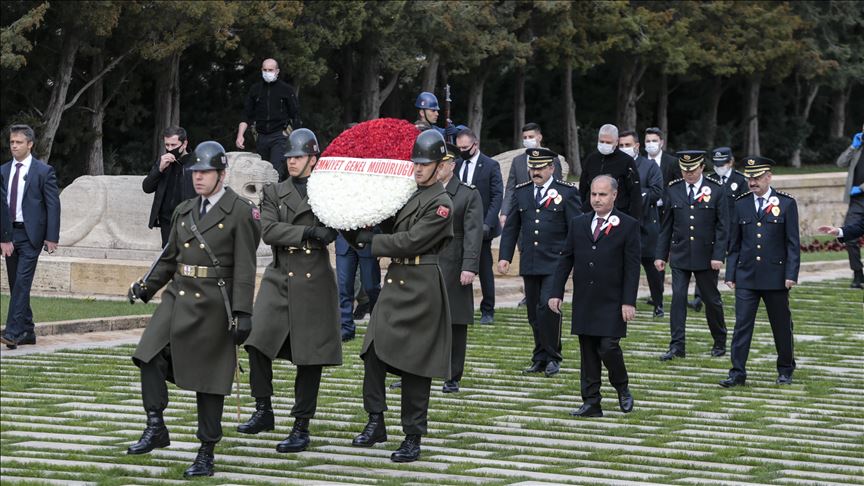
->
[391,434,421,462]
[351,413,387,447]
[851,270,864,289]
[276,417,310,453]
[127,410,170,455]
[183,441,216,477]
[237,397,275,434]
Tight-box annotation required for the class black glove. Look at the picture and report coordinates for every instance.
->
[356,229,374,245]
[483,223,491,240]
[304,226,338,244]
[232,312,252,345]
[128,280,150,304]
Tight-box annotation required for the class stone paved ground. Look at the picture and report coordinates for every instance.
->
[1,279,862,485]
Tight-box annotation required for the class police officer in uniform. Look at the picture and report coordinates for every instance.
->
[346,129,454,463]
[127,141,261,477]
[437,143,484,393]
[237,129,342,453]
[413,91,458,143]
[721,157,800,387]
[655,151,728,361]
[498,148,582,378]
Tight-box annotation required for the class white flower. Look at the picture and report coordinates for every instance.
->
[768,196,780,206]
[609,215,620,226]
[701,186,711,195]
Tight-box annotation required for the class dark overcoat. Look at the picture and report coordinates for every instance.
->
[439,177,484,325]
[635,155,663,259]
[245,180,342,365]
[133,187,261,395]
[656,175,728,270]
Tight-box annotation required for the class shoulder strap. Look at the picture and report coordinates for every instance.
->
[187,213,234,329]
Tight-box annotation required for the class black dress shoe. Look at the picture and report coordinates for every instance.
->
[352,413,387,447]
[653,306,664,318]
[479,313,494,325]
[276,417,310,453]
[442,379,460,393]
[237,397,275,434]
[390,434,421,463]
[127,411,170,455]
[0,333,18,349]
[719,376,746,388]
[659,349,685,361]
[688,298,703,312]
[851,271,864,289]
[544,361,560,377]
[341,330,355,342]
[183,442,215,477]
[353,302,371,320]
[16,333,36,345]
[710,347,726,357]
[517,297,528,307]
[523,361,546,373]
[776,374,793,385]
[569,403,603,417]
[646,298,656,306]
[617,389,634,413]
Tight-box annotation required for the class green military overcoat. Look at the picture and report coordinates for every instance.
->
[438,177,484,325]
[245,180,342,365]
[360,183,454,378]
[133,187,261,396]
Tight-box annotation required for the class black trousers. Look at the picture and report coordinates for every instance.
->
[522,274,563,364]
[256,130,288,181]
[157,213,173,248]
[844,197,864,273]
[641,257,665,307]
[669,267,726,352]
[728,288,796,380]
[246,338,323,419]
[479,239,495,315]
[450,324,468,382]
[363,343,431,435]
[578,335,628,405]
[139,346,224,443]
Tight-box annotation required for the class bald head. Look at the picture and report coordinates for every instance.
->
[262,58,279,71]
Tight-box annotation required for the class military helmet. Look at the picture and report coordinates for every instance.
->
[283,128,320,158]
[414,91,440,111]
[411,129,447,164]
[188,141,228,171]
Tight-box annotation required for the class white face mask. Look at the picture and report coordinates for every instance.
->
[522,138,539,149]
[620,146,638,159]
[262,71,278,83]
[645,141,661,156]
[597,142,615,155]
[714,165,731,177]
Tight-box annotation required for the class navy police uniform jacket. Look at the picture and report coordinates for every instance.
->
[656,176,728,271]
[725,189,800,290]
[499,179,581,276]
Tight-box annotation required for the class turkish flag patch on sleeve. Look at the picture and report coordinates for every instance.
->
[251,207,261,220]
[436,205,450,218]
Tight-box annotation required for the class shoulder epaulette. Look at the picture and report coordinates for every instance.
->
[735,191,753,200]
[554,179,578,188]
[704,175,722,186]
[668,178,684,186]
[460,182,477,190]
[515,180,533,189]
[775,190,795,200]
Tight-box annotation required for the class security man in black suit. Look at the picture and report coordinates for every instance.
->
[498,148,582,377]
[721,156,800,387]
[655,151,728,361]
[142,126,195,247]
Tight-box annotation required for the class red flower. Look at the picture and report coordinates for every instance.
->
[321,118,420,161]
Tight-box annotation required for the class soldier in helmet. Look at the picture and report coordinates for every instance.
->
[237,128,342,454]
[126,141,261,478]
[413,91,459,144]
[344,129,454,463]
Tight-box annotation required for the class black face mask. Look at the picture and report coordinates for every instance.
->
[168,146,183,158]
[459,147,474,160]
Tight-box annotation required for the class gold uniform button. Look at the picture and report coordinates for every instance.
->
[535,219,540,223]
[534,241,539,246]
[195,292,201,298]
[690,215,695,220]
[757,244,762,249]
[199,243,205,249]
[288,272,294,277]
[757,234,762,238]
[305,273,311,278]
[757,222,762,227]
[387,278,393,284]
[184,243,190,248]
[181,222,185,227]
[536,209,540,213]
[690,226,694,230]
[218,223,224,229]
[690,205,695,209]
[179,290,185,296]
[756,256,761,261]
[399,280,405,285]
[690,236,695,241]
[534,230,539,235]
[305,249,311,254]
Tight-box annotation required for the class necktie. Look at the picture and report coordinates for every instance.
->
[592,217,605,241]
[721,175,727,185]
[200,198,210,219]
[9,162,22,222]
[535,186,544,206]
[461,160,471,183]
[688,184,695,203]
[756,196,764,215]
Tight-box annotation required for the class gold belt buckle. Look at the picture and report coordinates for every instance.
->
[197,266,208,278]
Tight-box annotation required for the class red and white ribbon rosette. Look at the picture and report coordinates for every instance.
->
[697,186,711,203]
[601,214,620,235]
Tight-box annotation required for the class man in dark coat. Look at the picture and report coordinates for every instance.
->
[346,129,454,463]
[126,141,261,478]
[655,151,728,362]
[819,219,864,241]
[835,123,864,288]
[550,174,640,417]
[721,157,800,388]
[436,143,484,393]
[142,126,196,247]
[500,123,564,228]
[579,124,642,220]
[499,148,582,378]
[238,129,342,453]
[455,128,503,324]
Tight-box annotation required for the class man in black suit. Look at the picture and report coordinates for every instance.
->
[500,123,563,229]
[455,128,503,324]
[644,127,681,187]
[550,175,640,417]
[721,157,800,387]
[819,220,864,242]
[142,126,196,247]
[579,124,642,220]
[1,124,61,349]
[1,183,12,257]
[498,148,581,377]
[655,151,728,362]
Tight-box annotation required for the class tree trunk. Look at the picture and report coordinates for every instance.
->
[743,74,761,156]
[789,82,820,168]
[829,85,850,139]
[657,71,668,137]
[37,31,80,161]
[563,61,580,179]
[467,69,489,136]
[704,77,725,148]
[340,47,354,125]
[152,52,181,160]
[512,66,525,148]
[421,51,439,94]
[86,51,106,176]
[359,39,380,121]
[615,58,645,131]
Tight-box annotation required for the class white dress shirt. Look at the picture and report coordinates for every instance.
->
[6,154,32,222]
[459,151,480,185]
[752,187,773,213]
[534,174,554,201]
[591,211,613,234]
[200,186,226,216]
